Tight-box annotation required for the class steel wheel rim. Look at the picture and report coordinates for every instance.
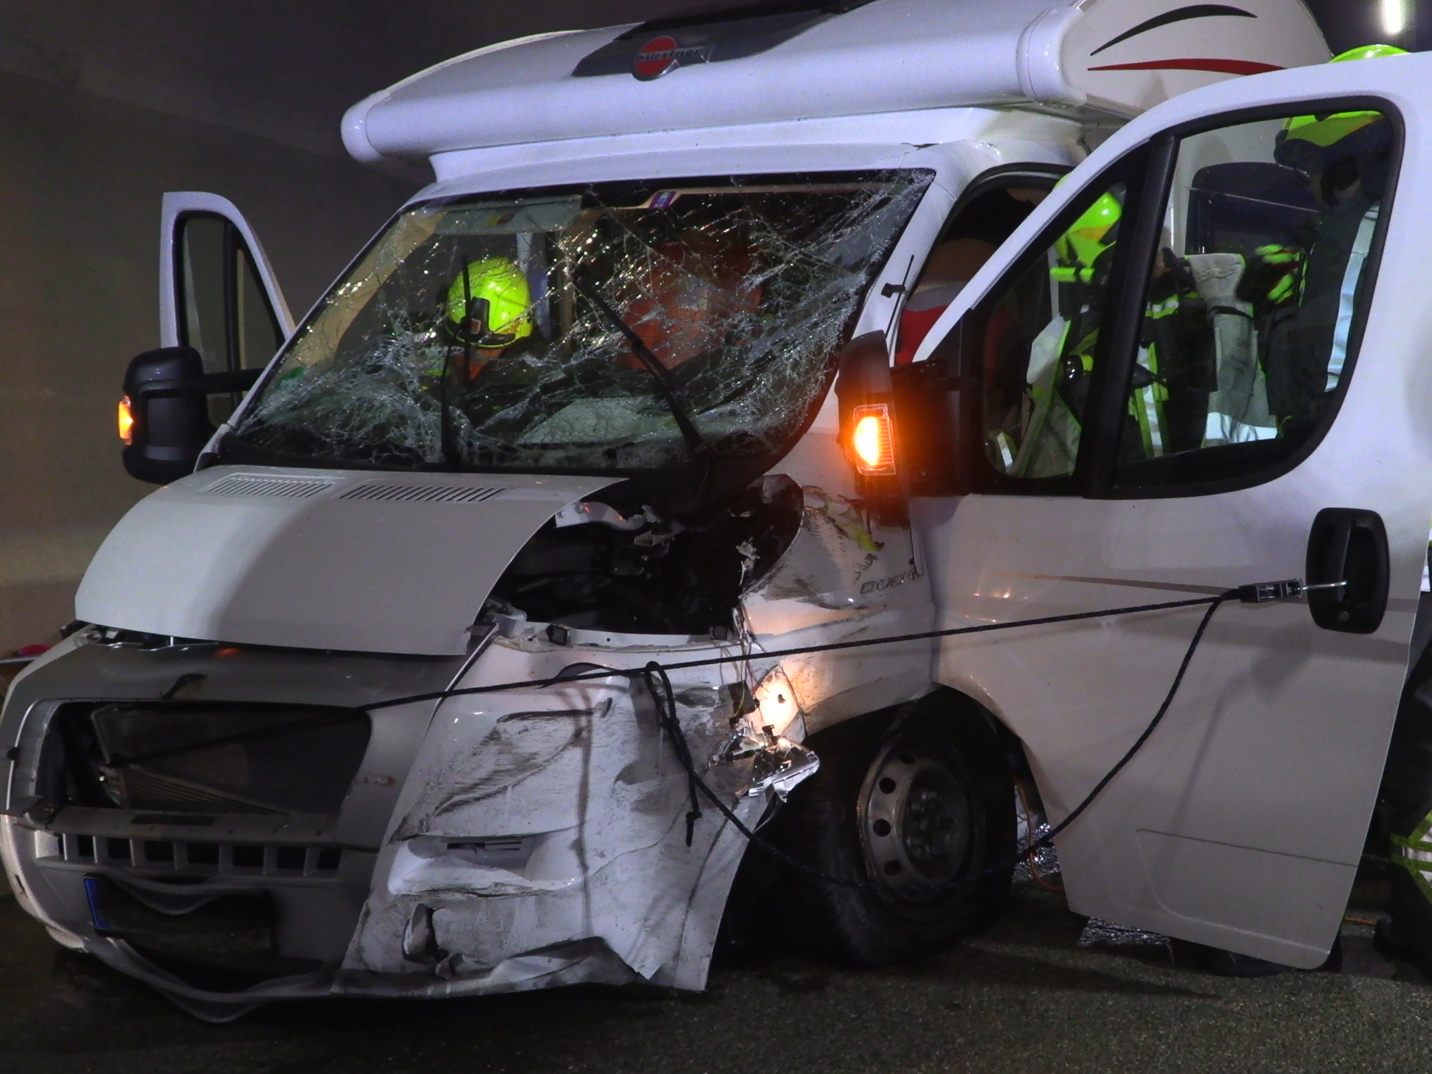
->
[857,733,974,911]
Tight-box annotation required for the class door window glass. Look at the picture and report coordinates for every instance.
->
[177,213,283,423]
[179,216,228,376]
[978,182,1127,480]
[1113,108,1393,489]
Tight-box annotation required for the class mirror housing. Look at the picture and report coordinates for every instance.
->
[890,323,972,497]
[120,346,213,484]
[834,331,905,519]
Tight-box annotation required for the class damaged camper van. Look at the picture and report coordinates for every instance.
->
[12,0,1432,1018]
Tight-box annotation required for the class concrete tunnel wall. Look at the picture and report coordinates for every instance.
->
[0,0,721,656]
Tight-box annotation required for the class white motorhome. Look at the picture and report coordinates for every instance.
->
[10,0,1423,1019]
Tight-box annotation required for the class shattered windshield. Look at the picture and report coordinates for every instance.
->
[226,171,930,474]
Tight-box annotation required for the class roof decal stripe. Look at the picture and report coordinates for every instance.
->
[1090,5,1257,58]
[1090,57,1283,76]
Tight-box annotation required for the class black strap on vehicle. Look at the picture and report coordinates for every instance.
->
[354,578,1315,892]
[638,592,1232,893]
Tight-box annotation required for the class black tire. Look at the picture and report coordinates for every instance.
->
[768,703,1015,966]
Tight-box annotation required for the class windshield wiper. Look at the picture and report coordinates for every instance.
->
[432,259,473,471]
[571,273,710,468]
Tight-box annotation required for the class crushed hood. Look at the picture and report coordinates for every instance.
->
[75,467,617,655]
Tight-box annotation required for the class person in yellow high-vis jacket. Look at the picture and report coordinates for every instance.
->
[1013,194,1210,478]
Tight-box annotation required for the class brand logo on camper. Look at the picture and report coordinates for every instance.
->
[632,35,711,80]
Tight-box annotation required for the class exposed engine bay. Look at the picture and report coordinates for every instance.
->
[490,476,804,634]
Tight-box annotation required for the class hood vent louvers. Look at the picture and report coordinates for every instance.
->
[200,474,334,499]
[338,482,506,504]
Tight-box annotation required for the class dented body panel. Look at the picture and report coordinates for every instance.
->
[1,478,920,1013]
[76,469,619,656]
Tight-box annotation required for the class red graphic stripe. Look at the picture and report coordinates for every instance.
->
[1090,58,1283,75]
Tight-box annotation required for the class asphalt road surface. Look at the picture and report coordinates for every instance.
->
[5,877,1432,1074]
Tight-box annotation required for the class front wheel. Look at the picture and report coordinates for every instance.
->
[769,705,1015,966]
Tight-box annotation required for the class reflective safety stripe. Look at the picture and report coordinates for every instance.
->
[1146,296,1180,320]
[1132,344,1166,457]
[1328,204,1379,391]
[1392,811,1432,905]
[1268,270,1300,304]
[995,432,1015,470]
[1255,244,1303,304]
[1204,410,1277,444]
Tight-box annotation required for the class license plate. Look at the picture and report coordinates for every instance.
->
[83,876,276,961]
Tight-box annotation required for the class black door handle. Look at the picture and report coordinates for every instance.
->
[1305,507,1389,634]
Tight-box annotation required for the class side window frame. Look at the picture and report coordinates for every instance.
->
[930,96,1403,502]
[929,145,1154,498]
[1096,96,1404,499]
[173,210,284,376]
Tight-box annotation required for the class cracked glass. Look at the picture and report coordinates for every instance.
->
[227,172,930,475]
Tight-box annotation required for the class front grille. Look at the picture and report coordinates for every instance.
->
[54,832,343,878]
[47,702,371,817]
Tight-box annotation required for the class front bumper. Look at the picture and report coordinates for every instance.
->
[0,630,778,1018]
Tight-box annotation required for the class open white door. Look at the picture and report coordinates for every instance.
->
[909,54,1432,965]
[159,191,293,373]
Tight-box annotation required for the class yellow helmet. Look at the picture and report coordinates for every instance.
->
[1274,45,1406,174]
[1052,191,1122,284]
[445,257,534,347]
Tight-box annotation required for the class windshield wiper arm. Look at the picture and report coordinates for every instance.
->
[433,259,471,471]
[571,273,709,465]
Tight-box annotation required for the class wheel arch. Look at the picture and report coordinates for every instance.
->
[807,685,1026,780]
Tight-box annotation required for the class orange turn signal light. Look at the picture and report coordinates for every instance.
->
[117,395,135,446]
[850,403,896,477]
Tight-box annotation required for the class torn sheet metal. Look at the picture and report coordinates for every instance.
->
[744,487,924,625]
[338,636,816,997]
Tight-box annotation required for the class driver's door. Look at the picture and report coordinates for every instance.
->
[159,192,293,423]
[913,57,1430,964]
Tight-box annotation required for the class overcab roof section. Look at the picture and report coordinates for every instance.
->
[341,0,1329,166]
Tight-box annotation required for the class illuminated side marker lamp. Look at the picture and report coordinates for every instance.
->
[117,395,135,446]
[850,403,897,477]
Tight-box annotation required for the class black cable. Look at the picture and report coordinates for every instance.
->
[1022,590,1231,858]
[642,661,872,888]
[365,591,1229,712]
[642,662,703,847]
[639,590,1237,895]
[354,586,1248,896]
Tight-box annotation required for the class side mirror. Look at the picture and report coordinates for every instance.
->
[890,323,972,497]
[834,331,905,520]
[119,347,213,484]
